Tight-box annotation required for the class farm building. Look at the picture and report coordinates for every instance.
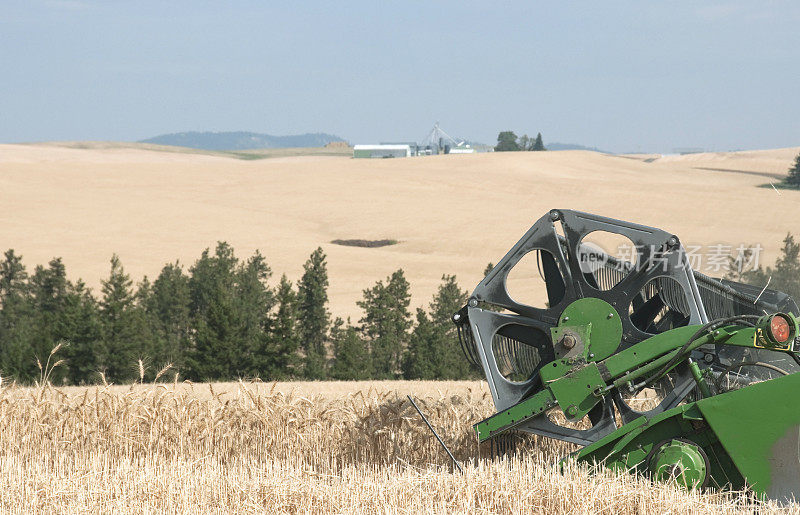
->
[448,146,476,154]
[353,144,411,158]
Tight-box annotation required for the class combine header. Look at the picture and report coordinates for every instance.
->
[454,209,800,500]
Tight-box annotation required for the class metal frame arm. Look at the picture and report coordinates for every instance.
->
[475,316,799,442]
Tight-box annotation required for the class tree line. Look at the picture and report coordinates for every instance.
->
[0,244,480,385]
[3,227,798,386]
[494,131,545,152]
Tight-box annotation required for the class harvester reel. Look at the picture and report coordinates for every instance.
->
[461,210,708,444]
[456,209,800,499]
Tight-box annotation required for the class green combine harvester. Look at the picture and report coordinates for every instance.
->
[454,209,800,501]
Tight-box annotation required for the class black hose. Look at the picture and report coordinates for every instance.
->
[536,249,545,282]
[642,314,762,388]
[713,361,790,392]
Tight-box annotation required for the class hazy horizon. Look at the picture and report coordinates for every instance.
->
[2,1,799,154]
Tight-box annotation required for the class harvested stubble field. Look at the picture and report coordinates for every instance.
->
[2,143,800,320]
[0,377,794,513]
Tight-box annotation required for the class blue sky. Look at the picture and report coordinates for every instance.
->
[1,1,798,153]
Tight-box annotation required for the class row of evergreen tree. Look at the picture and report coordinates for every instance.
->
[0,244,479,385]
[3,229,797,386]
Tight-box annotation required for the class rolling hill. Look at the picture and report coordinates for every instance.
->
[0,143,798,319]
[139,131,346,150]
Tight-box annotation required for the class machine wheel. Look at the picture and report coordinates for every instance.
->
[646,438,711,490]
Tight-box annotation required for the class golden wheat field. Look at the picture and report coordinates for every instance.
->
[0,369,796,514]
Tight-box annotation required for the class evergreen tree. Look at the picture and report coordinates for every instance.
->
[0,250,34,380]
[785,152,800,188]
[428,274,472,378]
[484,262,494,277]
[330,317,370,380]
[532,132,546,151]
[1,253,103,385]
[28,258,74,381]
[297,247,330,379]
[358,269,411,379]
[59,280,102,384]
[0,250,27,302]
[131,276,160,373]
[29,258,68,314]
[267,275,301,379]
[185,243,275,381]
[186,242,242,381]
[149,262,192,370]
[235,251,275,378]
[403,309,438,379]
[404,275,472,379]
[771,234,800,299]
[736,233,800,302]
[98,254,140,383]
[494,131,520,152]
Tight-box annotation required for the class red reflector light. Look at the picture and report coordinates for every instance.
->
[770,315,791,343]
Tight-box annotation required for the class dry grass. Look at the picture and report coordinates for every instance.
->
[0,376,796,513]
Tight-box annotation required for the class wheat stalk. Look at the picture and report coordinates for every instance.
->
[0,378,788,513]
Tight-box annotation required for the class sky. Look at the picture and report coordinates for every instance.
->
[1,1,799,154]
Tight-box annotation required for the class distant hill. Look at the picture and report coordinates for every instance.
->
[139,131,347,150]
[546,142,606,153]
